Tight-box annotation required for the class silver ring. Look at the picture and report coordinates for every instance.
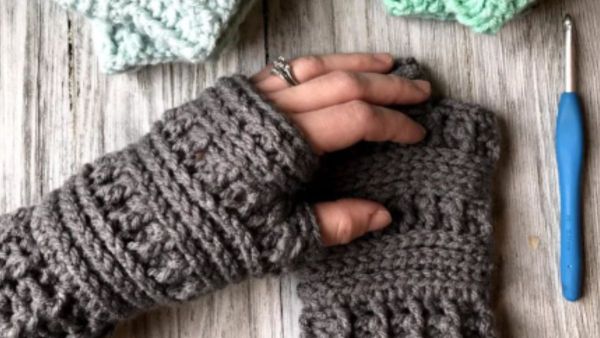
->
[270,56,300,86]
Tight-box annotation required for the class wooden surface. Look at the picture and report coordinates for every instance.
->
[1,0,600,337]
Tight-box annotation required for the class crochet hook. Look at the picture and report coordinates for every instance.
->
[556,14,584,302]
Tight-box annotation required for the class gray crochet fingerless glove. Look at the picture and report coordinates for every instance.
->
[298,59,500,337]
[0,76,321,338]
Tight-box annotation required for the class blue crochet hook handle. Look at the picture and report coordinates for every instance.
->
[557,92,583,301]
[556,15,583,302]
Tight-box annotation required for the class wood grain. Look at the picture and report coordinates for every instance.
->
[2,0,600,337]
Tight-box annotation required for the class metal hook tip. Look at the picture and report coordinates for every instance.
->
[564,14,573,30]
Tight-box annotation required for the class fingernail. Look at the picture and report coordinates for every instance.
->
[409,125,427,143]
[413,80,432,95]
[374,53,393,64]
[369,209,392,231]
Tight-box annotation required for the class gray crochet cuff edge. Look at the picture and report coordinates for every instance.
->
[220,75,325,267]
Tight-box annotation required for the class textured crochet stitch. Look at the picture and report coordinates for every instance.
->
[0,76,322,337]
[0,60,500,337]
[298,59,501,337]
[54,0,257,73]
[382,0,537,33]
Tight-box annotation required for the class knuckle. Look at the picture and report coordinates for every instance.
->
[397,77,421,97]
[357,55,379,68]
[329,71,363,97]
[395,114,413,133]
[347,100,376,125]
[334,213,355,245]
[296,55,325,73]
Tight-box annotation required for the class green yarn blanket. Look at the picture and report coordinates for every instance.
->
[55,0,257,73]
[55,0,534,73]
[382,0,537,33]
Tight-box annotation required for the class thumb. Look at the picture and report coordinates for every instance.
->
[314,198,392,246]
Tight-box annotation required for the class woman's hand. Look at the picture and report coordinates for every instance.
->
[251,53,431,246]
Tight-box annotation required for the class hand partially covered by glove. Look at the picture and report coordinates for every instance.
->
[0,53,434,338]
[251,53,432,246]
[297,59,500,337]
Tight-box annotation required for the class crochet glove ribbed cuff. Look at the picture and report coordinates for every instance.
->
[54,0,257,73]
[0,76,322,338]
[298,59,500,337]
[382,0,537,33]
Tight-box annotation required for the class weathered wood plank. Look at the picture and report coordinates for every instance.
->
[0,0,71,213]
[0,0,29,212]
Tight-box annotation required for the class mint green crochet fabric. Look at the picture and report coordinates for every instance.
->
[383,0,536,33]
[55,0,257,73]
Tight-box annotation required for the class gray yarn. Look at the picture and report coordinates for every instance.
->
[298,59,501,337]
[0,60,500,338]
[0,76,322,338]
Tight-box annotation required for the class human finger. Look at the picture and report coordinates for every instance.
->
[290,101,426,154]
[251,53,394,93]
[314,198,392,246]
[266,71,431,113]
